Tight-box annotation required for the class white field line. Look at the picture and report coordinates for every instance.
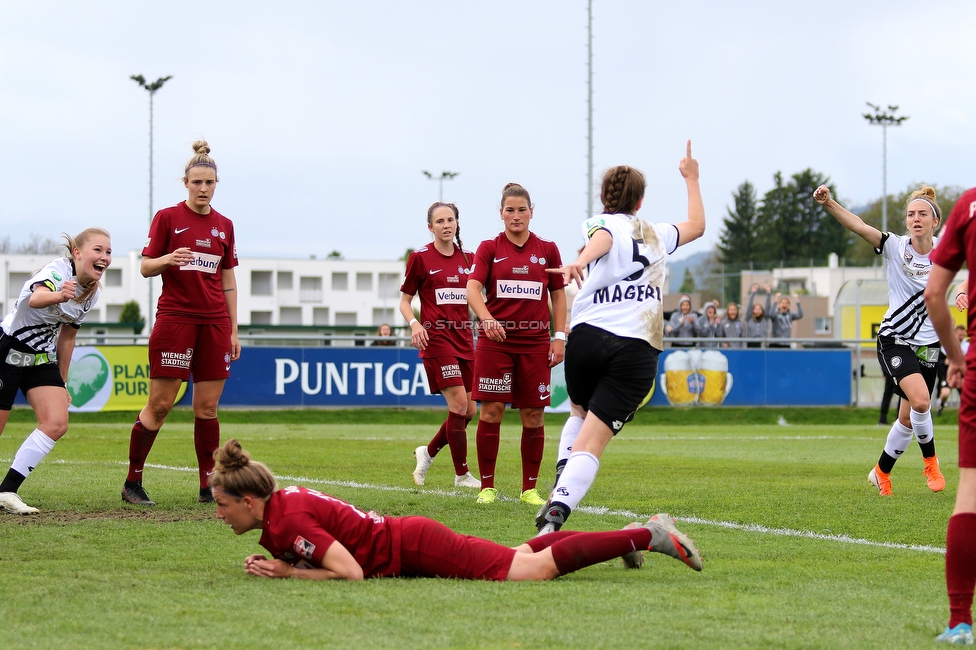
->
[117,460,943,556]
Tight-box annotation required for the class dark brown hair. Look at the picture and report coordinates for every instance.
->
[427,202,468,265]
[601,165,646,215]
[209,439,277,499]
[500,183,532,210]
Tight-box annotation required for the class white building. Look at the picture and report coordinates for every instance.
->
[0,252,406,329]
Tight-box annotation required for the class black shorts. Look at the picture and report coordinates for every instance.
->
[0,333,64,410]
[876,335,941,400]
[564,323,657,434]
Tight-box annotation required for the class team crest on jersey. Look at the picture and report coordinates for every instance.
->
[538,383,551,399]
[219,231,226,239]
[293,536,316,560]
[211,227,219,237]
[83,299,91,312]
[891,356,902,369]
[539,258,546,265]
[530,255,538,264]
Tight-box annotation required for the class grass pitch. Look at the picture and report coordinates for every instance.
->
[0,408,957,649]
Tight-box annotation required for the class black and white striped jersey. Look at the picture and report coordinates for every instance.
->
[875,232,937,346]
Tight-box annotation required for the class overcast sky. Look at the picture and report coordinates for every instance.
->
[2,1,974,265]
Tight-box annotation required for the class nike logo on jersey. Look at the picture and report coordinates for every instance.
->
[175,227,190,234]
[429,269,442,275]
[493,257,508,263]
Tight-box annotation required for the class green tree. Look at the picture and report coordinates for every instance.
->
[698,251,727,305]
[717,180,758,265]
[119,300,145,334]
[679,268,696,294]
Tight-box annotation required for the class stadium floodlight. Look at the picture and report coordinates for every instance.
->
[422,171,459,202]
[131,74,173,331]
[863,103,908,234]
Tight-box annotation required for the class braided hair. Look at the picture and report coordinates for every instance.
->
[601,165,646,215]
[427,202,469,266]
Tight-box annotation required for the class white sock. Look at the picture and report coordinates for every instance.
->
[11,429,56,478]
[558,416,584,464]
[551,451,600,512]
[883,421,914,460]
[910,407,934,445]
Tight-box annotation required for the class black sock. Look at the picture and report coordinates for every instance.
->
[554,458,568,484]
[919,441,937,459]
[878,451,898,475]
[0,468,28,494]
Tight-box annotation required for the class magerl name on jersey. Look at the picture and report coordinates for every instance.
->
[592,283,662,305]
[496,280,543,299]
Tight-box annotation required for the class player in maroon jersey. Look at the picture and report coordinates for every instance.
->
[122,141,240,506]
[211,439,702,580]
[466,183,567,505]
[925,186,976,644]
[400,202,480,489]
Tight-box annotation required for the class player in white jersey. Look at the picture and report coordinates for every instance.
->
[0,228,111,514]
[536,141,705,543]
[815,184,946,496]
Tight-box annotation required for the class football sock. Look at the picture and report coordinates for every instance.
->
[550,528,653,575]
[523,530,584,552]
[555,416,583,483]
[445,411,470,476]
[1,429,56,492]
[476,420,500,489]
[194,417,220,489]
[427,420,449,458]
[0,468,27,494]
[127,419,159,483]
[910,407,935,452]
[520,426,545,491]
[552,451,600,512]
[946,513,976,627]
[881,420,913,472]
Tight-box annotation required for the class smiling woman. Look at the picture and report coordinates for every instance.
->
[0,228,111,514]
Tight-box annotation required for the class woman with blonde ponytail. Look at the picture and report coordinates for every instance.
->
[0,228,112,514]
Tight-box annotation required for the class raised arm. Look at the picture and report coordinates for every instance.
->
[674,140,705,247]
[813,185,883,249]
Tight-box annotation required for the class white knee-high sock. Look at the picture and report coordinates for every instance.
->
[558,416,584,464]
[883,421,914,460]
[910,407,934,445]
[11,429,56,478]
[551,451,600,512]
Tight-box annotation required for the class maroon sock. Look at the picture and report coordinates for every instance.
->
[126,420,159,483]
[445,411,470,475]
[194,417,220,489]
[521,426,545,491]
[524,530,584,552]
[947,513,976,627]
[550,528,653,575]
[476,421,501,489]
[427,420,449,458]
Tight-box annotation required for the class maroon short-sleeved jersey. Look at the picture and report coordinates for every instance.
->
[931,187,976,338]
[469,232,565,348]
[259,486,403,578]
[144,201,238,322]
[400,244,474,359]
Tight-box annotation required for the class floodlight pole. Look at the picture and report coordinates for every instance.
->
[586,0,594,218]
[863,103,908,234]
[131,74,172,331]
[422,171,459,201]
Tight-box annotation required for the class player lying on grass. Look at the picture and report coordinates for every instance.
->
[210,439,702,580]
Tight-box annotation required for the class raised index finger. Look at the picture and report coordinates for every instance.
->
[686,139,692,159]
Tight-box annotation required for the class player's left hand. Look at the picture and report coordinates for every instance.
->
[678,140,698,181]
[245,557,294,579]
[956,292,969,311]
[230,332,241,362]
[548,339,565,368]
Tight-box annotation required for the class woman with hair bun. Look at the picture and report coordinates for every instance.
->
[536,141,705,537]
[815,183,945,496]
[211,438,701,580]
[466,183,567,505]
[0,229,112,514]
[400,202,480,489]
[122,140,240,506]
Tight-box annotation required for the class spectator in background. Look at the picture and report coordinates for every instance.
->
[695,303,720,347]
[769,293,803,348]
[666,295,697,347]
[745,284,771,348]
[717,302,745,348]
[372,323,396,347]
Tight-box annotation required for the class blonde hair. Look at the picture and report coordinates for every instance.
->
[209,439,277,499]
[183,140,219,180]
[905,185,940,227]
[61,227,110,304]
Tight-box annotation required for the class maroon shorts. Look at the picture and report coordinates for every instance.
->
[148,317,232,382]
[959,354,976,468]
[397,516,516,581]
[472,344,551,408]
[422,356,473,394]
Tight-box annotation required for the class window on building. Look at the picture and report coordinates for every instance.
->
[356,273,373,292]
[334,312,358,326]
[251,271,273,296]
[300,276,323,302]
[815,317,831,334]
[250,311,272,325]
[332,272,348,291]
[378,273,401,299]
[8,273,29,298]
[372,308,395,326]
[280,307,302,325]
[105,268,123,287]
[106,304,124,322]
[277,271,293,291]
[313,307,330,325]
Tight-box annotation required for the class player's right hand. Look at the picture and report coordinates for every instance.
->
[813,185,831,205]
[410,320,429,351]
[59,279,77,302]
[169,247,194,267]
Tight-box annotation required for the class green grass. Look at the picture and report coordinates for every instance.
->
[0,408,960,649]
